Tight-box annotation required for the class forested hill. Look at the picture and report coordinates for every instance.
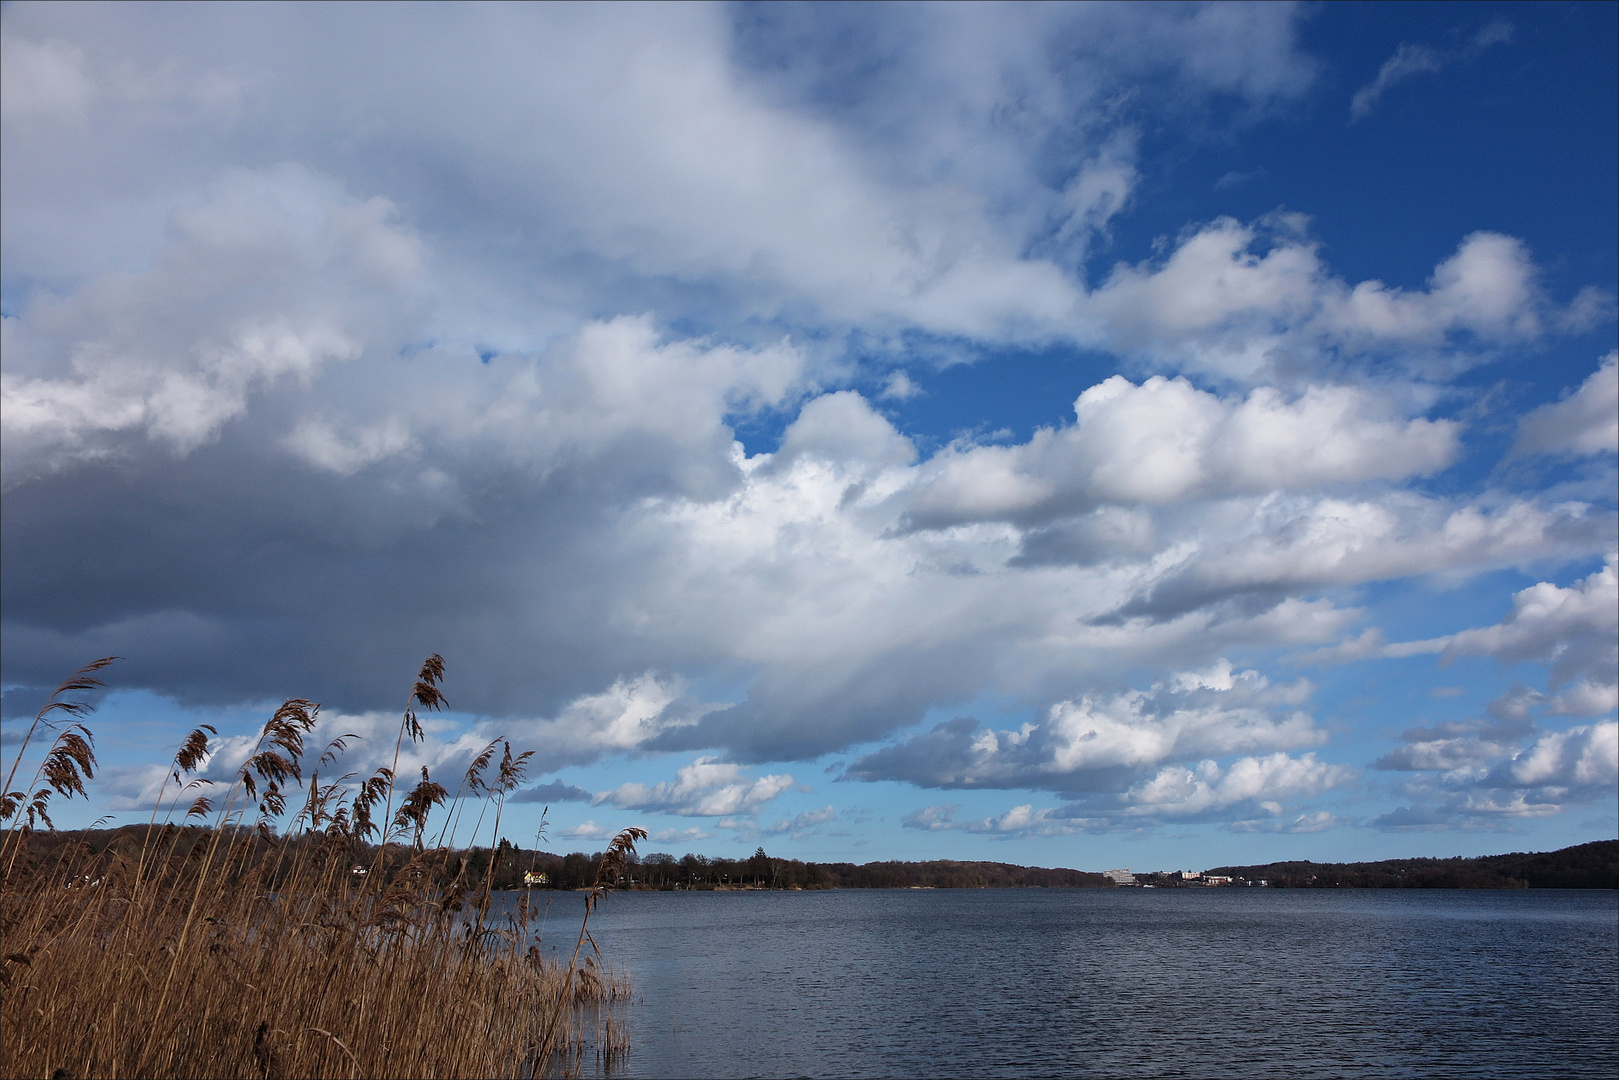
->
[592,852,1111,890]
[793,859,1109,889]
[16,829,1615,890]
[1208,839,1618,890]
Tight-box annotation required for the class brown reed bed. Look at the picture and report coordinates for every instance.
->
[1,657,641,1079]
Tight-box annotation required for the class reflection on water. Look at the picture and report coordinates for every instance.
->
[509,887,1618,1079]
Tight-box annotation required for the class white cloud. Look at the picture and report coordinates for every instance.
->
[1375,731,1517,773]
[596,757,796,818]
[902,802,1096,837]
[897,749,1352,836]
[0,164,413,485]
[1,3,1612,844]
[1443,554,1618,704]
[878,371,922,401]
[1297,555,1617,722]
[556,820,617,842]
[1122,752,1353,820]
[966,804,1089,838]
[1088,223,1561,380]
[904,374,1458,527]
[281,415,416,476]
[1123,495,1609,620]
[767,805,837,837]
[1514,353,1619,459]
[492,673,704,770]
[849,661,1323,792]
[1372,712,1616,832]
[1350,22,1513,122]
[1295,628,1450,666]
[1496,722,1618,789]
[1350,43,1444,122]
[1229,810,1342,833]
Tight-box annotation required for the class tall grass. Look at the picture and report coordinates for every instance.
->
[0,657,641,1079]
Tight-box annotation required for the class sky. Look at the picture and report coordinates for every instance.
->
[2,0,1615,872]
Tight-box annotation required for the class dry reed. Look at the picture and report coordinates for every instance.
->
[0,657,639,1079]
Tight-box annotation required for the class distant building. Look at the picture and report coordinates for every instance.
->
[523,870,549,886]
[1104,868,1137,885]
[1203,875,1233,886]
[1180,870,1202,880]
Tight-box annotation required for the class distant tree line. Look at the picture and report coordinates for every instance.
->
[1208,839,1617,890]
[11,830,1109,891]
[22,828,1615,892]
[532,848,1113,890]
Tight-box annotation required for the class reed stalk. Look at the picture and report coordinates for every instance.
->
[0,657,639,1080]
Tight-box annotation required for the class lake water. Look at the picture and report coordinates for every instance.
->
[529,887,1617,1079]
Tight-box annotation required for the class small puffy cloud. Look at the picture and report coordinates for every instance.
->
[1120,752,1354,821]
[596,757,796,818]
[1514,354,1618,459]
[850,661,1322,793]
[878,371,922,401]
[901,804,959,832]
[768,391,916,474]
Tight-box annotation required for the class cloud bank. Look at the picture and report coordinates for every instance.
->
[2,3,1613,844]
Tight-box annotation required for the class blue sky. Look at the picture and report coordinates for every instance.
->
[2,1,1614,872]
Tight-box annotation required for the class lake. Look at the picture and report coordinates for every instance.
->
[527,887,1618,1079]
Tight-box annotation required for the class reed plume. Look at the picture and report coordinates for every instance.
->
[0,656,636,1079]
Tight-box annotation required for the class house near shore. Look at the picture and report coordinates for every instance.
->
[1104,868,1137,885]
